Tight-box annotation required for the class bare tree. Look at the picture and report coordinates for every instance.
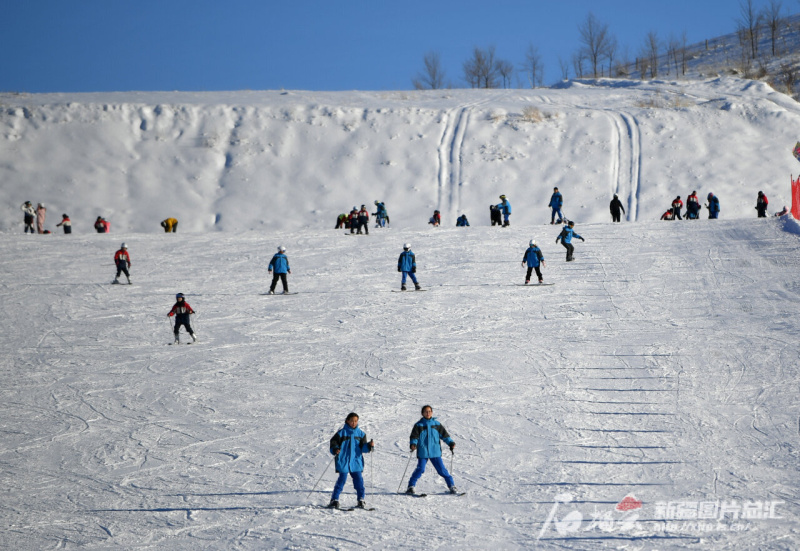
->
[605,35,618,79]
[667,35,681,76]
[572,52,586,79]
[558,56,570,81]
[463,46,502,88]
[521,44,544,88]
[738,0,761,60]
[680,32,690,75]
[763,0,784,57]
[497,59,514,89]
[578,13,614,78]
[412,51,446,90]
[644,31,660,78]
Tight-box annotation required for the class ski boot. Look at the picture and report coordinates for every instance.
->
[356,500,367,509]
[414,284,421,291]
[539,279,544,284]
[268,290,275,295]
[113,278,120,284]
[525,280,530,285]
[174,336,179,344]
[405,487,415,495]
[449,486,459,494]
[126,277,131,284]
[327,499,339,509]
[191,333,197,342]
[401,284,407,291]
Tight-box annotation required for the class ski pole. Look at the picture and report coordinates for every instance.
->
[450,449,454,473]
[370,449,374,494]
[397,453,414,493]
[306,455,334,499]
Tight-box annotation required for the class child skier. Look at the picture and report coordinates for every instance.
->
[686,191,700,219]
[21,201,35,233]
[671,196,683,220]
[555,221,584,262]
[373,200,388,228]
[357,205,370,235]
[497,194,512,226]
[328,412,374,509]
[160,218,178,232]
[268,245,291,294]
[168,293,196,343]
[756,191,769,218]
[548,187,564,224]
[36,203,47,234]
[522,240,546,284]
[429,210,441,227]
[56,214,72,234]
[113,243,131,284]
[397,243,421,291]
[706,193,720,219]
[490,204,502,226]
[405,405,458,495]
[456,214,470,227]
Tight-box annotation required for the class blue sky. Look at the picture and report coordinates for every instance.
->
[1,0,780,93]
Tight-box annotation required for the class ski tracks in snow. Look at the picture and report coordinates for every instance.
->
[436,96,500,218]
[606,111,642,222]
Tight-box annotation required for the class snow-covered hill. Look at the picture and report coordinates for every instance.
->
[1,215,799,549]
[2,78,799,234]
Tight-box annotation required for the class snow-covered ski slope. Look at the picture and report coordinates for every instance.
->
[2,77,800,234]
[2,214,800,549]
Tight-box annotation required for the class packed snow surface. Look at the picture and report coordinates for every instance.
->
[2,79,800,549]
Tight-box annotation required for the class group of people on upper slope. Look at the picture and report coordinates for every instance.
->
[660,191,718,220]
[336,201,389,233]
[20,202,181,234]
[326,405,458,510]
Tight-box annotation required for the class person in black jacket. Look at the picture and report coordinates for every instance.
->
[609,194,625,223]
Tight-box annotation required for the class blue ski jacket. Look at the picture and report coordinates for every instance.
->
[497,199,512,215]
[456,215,470,227]
[398,250,416,273]
[374,202,388,218]
[330,424,371,473]
[556,226,582,245]
[523,245,544,267]
[549,192,563,209]
[708,195,720,216]
[269,253,290,274]
[409,417,454,459]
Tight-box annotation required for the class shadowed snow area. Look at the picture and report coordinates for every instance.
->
[1,216,799,549]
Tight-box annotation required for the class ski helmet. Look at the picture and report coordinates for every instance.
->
[278,246,286,252]
[530,240,537,246]
[403,243,411,250]
[708,193,714,199]
[120,242,127,249]
[568,220,574,227]
[176,293,184,300]
[499,194,506,199]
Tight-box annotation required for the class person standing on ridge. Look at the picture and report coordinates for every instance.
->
[268,246,291,294]
[555,221,584,262]
[405,405,458,495]
[490,204,502,226]
[671,196,683,220]
[357,205,370,235]
[548,187,564,224]
[686,190,701,219]
[522,240,546,284]
[756,191,769,218]
[168,293,196,343]
[36,203,47,234]
[113,243,131,284]
[21,201,35,233]
[56,214,72,234]
[373,200,388,228]
[706,193,720,219]
[456,213,470,227]
[497,194,512,227]
[327,412,374,510]
[348,207,359,234]
[397,243,421,291]
[609,194,625,223]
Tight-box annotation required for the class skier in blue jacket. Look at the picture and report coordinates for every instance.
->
[555,221,584,262]
[549,187,564,224]
[373,200,389,228]
[497,195,512,227]
[456,214,470,227]
[706,193,720,219]
[328,412,374,509]
[397,243,421,291]
[522,240,546,284]
[268,246,291,294]
[406,405,458,495]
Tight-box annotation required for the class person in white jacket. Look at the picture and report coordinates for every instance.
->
[21,201,35,233]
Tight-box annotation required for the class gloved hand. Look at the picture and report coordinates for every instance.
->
[411,267,416,273]
[449,443,455,452]
[398,267,401,272]
[580,237,585,242]
[333,449,340,456]
[410,444,417,452]
[368,440,374,449]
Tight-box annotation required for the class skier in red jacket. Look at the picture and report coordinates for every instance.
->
[168,293,196,343]
[113,243,131,284]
